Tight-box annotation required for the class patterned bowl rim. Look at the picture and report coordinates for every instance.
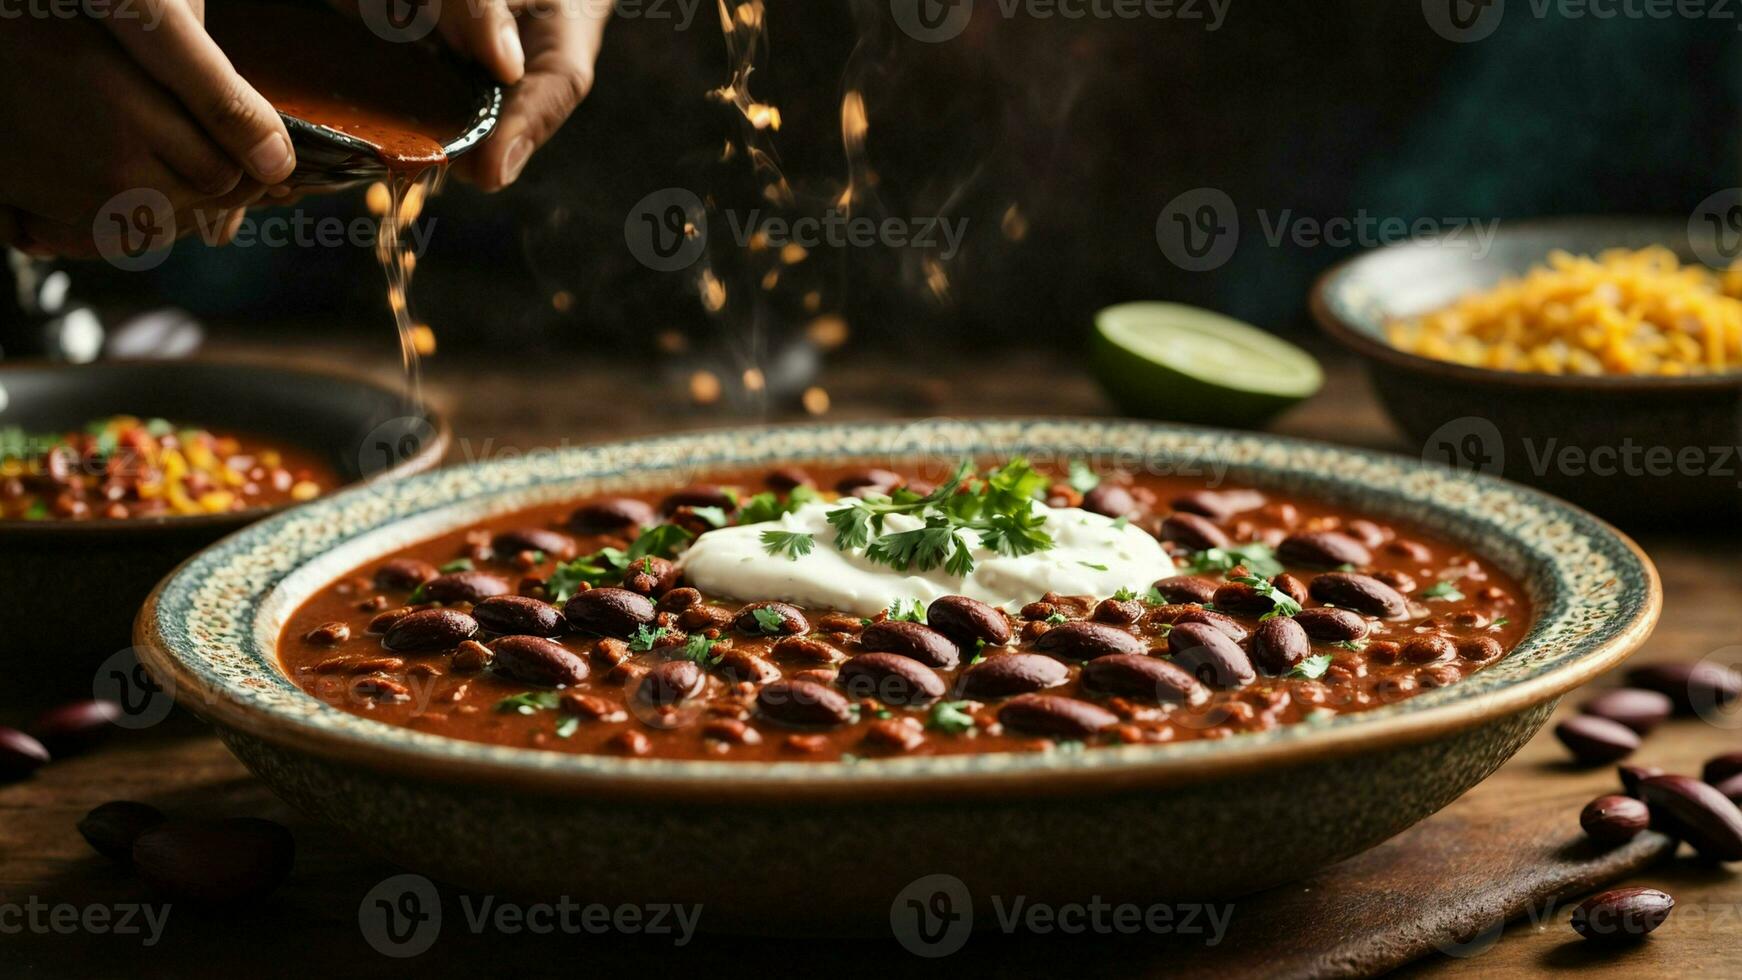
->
[135,418,1660,801]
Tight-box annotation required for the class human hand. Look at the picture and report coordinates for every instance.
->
[0,2,295,258]
[432,0,610,191]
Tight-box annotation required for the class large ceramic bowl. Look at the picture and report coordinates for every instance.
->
[0,358,447,703]
[135,420,1659,932]
[1311,215,1742,524]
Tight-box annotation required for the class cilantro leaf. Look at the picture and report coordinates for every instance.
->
[546,547,629,603]
[1231,574,1303,620]
[679,633,723,666]
[1186,541,1283,578]
[628,625,671,652]
[438,558,474,573]
[887,599,927,623]
[927,701,977,734]
[627,524,693,561]
[1288,653,1334,679]
[1079,561,1110,572]
[751,606,787,634]
[1422,581,1466,602]
[497,691,561,714]
[1067,459,1100,494]
[760,529,815,560]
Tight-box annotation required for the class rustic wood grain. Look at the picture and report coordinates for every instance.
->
[1,339,1736,977]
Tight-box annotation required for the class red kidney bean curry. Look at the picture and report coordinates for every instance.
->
[278,462,1530,762]
[1,416,336,520]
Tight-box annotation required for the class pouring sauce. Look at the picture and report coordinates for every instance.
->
[211,2,484,404]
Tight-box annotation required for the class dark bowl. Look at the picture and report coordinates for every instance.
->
[1311,216,1742,524]
[0,359,448,705]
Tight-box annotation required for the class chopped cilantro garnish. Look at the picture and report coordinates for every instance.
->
[737,485,818,524]
[687,506,729,529]
[887,599,927,623]
[438,558,474,573]
[628,624,671,652]
[1141,586,1167,606]
[1186,542,1283,578]
[1492,617,1511,628]
[1288,653,1334,679]
[824,458,1054,577]
[760,529,815,560]
[627,523,694,561]
[1231,574,1303,620]
[1422,581,1466,602]
[1078,561,1110,572]
[751,606,788,634]
[555,716,581,739]
[497,691,561,714]
[1044,611,1068,625]
[1113,587,1138,602]
[679,633,723,666]
[928,701,977,734]
[1067,459,1100,494]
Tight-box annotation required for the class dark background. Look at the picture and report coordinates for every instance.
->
[12,1,1742,372]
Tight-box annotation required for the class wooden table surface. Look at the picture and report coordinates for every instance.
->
[2,339,1737,977]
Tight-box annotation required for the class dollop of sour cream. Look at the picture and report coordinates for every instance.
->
[677,500,1173,617]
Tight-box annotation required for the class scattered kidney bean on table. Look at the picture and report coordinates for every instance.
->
[278,462,1531,761]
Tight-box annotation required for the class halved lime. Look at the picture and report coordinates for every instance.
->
[1092,302,1323,427]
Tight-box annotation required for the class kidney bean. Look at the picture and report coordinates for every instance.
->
[839,653,947,706]
[927,595,1012,647]
[1625,662,1742,715]
[757,679,854,728]
[714,649,782,685]
[834,469,903,495]
[998,694,1118,738]
[619,554,679,596]
[451,640,494,672]
[1092,597,1144,625]
[1371,569,1417,593]
[564,587,657,638]
[1081,654,1208,706]
[132,818,295,903]
[959,653,1071,699]
[78,800,166,865]
[678,604,733,632]
[304,622,351,646]
[659,485,737,514]
[1344,519,1390,548]
[422,571,511,605]
[1308,572,1408,619]
[1167,622,1256,689]
[1456,635,1504,663]
[568,497,656,534]
[1160,513,1230,551]
[1554,715,1640,765]
[1251,617,1311,675]
[1580,688,1674,736]
[1170,489,1265,519]
[1639,774,1742,860]
[764,467,813,491]
[637,660,706,705]
[864,717,925,752]
[492,528,576,560]
[860,620,960,668]
[0,727,51,780]
[1570,887,1674,943]
[1151,576,1216,605]
[1609,766,1663,800]
[1278,531,1372,569]
[1083,484,1137,519]
[1272,573,1308,605]
[1402,635,1456,665]
[1580,794,1651,844]
[366,606,420,635]
[373,557,438,590]
[1035,621,1146,660]
[770,635,845,664]
[1171,608,1249,643]
[657,587,702,613]
[489,636,590,687]
[27,700,123,756]
[1292,608,1367,643]
[472,595,565,637]
[383,609,479,652]
[1385,539,1434,563]
[733,601,810,637]
[1704,752,1742,786]
[560,692,627,723]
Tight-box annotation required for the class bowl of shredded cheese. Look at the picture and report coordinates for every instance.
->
[1311,216,1742,522]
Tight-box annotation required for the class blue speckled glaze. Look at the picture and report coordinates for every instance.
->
[144,418,1655,788]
